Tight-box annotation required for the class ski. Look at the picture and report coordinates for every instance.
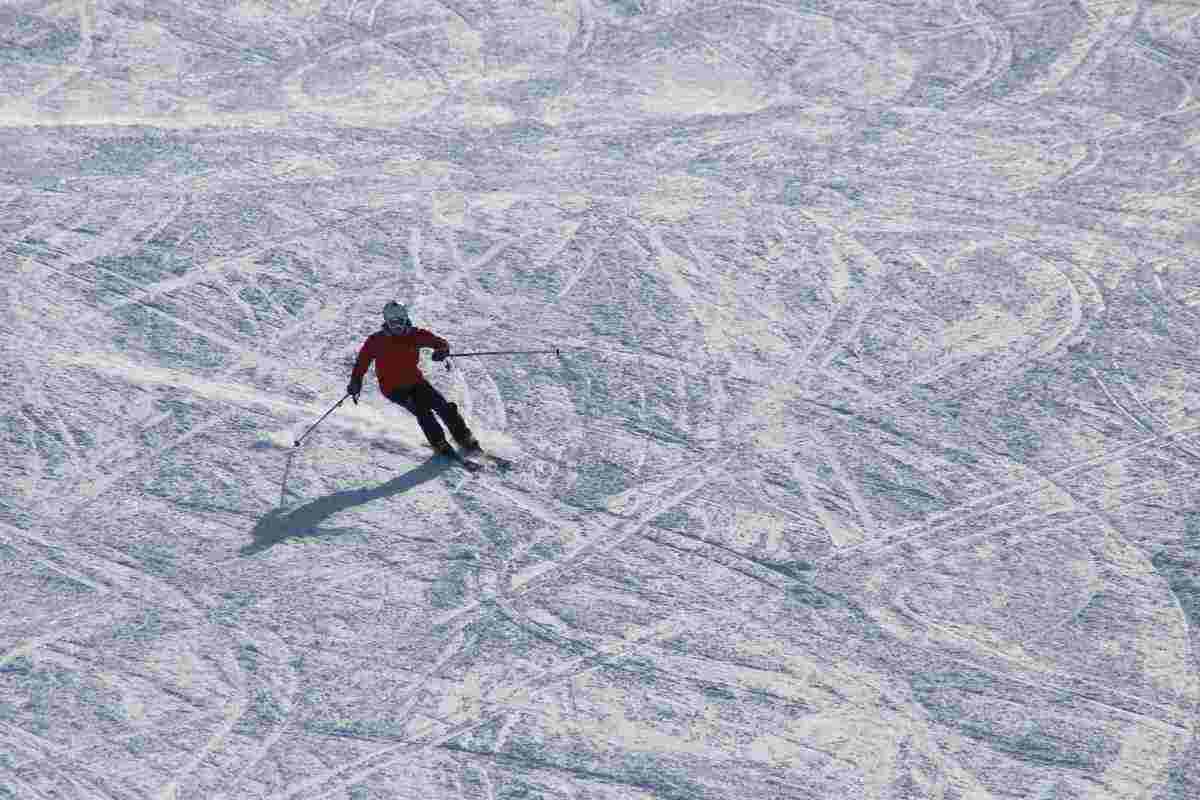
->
[423,443,482,472]
[439,449,483,472]
[461,447,513,472]
[424,442,509,473]
[436,448,482,472]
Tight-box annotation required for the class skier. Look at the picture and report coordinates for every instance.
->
[346,301,479,457]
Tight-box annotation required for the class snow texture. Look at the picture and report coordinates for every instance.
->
[2,1,1199,799]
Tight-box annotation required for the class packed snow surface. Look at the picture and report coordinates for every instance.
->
[2,1,1199,798]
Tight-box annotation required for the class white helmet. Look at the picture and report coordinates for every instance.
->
[382,301,412,334]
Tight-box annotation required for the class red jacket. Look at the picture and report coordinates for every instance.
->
[351,327,448,396]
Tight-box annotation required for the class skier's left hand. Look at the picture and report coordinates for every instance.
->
[432,348,449,362]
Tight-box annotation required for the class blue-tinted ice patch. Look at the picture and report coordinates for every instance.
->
[0,14,79,65]
[111,305,233,372]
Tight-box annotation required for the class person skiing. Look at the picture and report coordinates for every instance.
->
[346,301,479,456]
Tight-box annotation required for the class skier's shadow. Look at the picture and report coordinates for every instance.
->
[242,456,450,556]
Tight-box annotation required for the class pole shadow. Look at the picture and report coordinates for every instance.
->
[242,455,451,556]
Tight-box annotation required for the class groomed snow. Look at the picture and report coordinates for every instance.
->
[2,2,1199,799]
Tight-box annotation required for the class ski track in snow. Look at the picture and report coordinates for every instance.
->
[2,0,1200,798]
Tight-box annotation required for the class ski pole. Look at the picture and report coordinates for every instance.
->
[294,393,349,447]
[442,347,561,370]
[448,348,562,358]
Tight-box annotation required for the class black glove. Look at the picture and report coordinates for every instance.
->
[432,348,449,362]
[346,376,362,404]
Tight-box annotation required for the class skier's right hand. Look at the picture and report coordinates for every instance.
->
[346,376,362,404]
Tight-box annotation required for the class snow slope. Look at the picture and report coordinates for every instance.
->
[2,1,1199,798]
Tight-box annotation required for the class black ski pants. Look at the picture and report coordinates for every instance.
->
[386,380,472,447]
